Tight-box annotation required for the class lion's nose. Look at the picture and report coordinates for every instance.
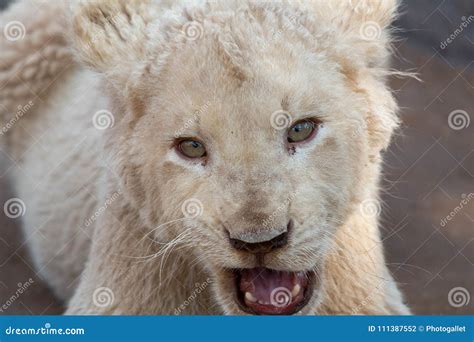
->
[227,221,292,254]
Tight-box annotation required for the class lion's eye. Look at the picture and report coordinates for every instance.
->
[178,140,207,159]
[287,120,316,143]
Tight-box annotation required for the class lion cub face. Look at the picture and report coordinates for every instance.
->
[73,0,398,314]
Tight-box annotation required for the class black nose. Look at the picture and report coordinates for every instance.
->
[228,222,291,254]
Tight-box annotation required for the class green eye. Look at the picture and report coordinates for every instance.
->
[287,120,317,143]
[178,139,207,159]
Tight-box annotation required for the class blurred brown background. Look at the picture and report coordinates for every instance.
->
[0,0,473,315]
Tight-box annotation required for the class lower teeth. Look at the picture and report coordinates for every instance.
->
[291,284,301,297]
[245,292,257,303]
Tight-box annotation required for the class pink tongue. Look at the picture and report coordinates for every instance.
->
[239,268,307,304]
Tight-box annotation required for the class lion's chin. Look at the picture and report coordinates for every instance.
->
[214,267,320,315]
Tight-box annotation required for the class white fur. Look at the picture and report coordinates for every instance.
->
[0,0,409,315]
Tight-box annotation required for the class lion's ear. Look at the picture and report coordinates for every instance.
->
[70,0,154,81]
[342,0,398,30]
[312,0,400,151]
[348,0,398,67]
[344,0,400,151]
[340,0,398,69]
[309,0,398,69]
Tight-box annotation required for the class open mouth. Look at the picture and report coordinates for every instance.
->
[233,267,315,315]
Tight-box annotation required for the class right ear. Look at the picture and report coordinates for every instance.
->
[70,0,156,86]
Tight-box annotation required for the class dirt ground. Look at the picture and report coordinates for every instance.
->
[0,1,473,315]
[382,43,473,314]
